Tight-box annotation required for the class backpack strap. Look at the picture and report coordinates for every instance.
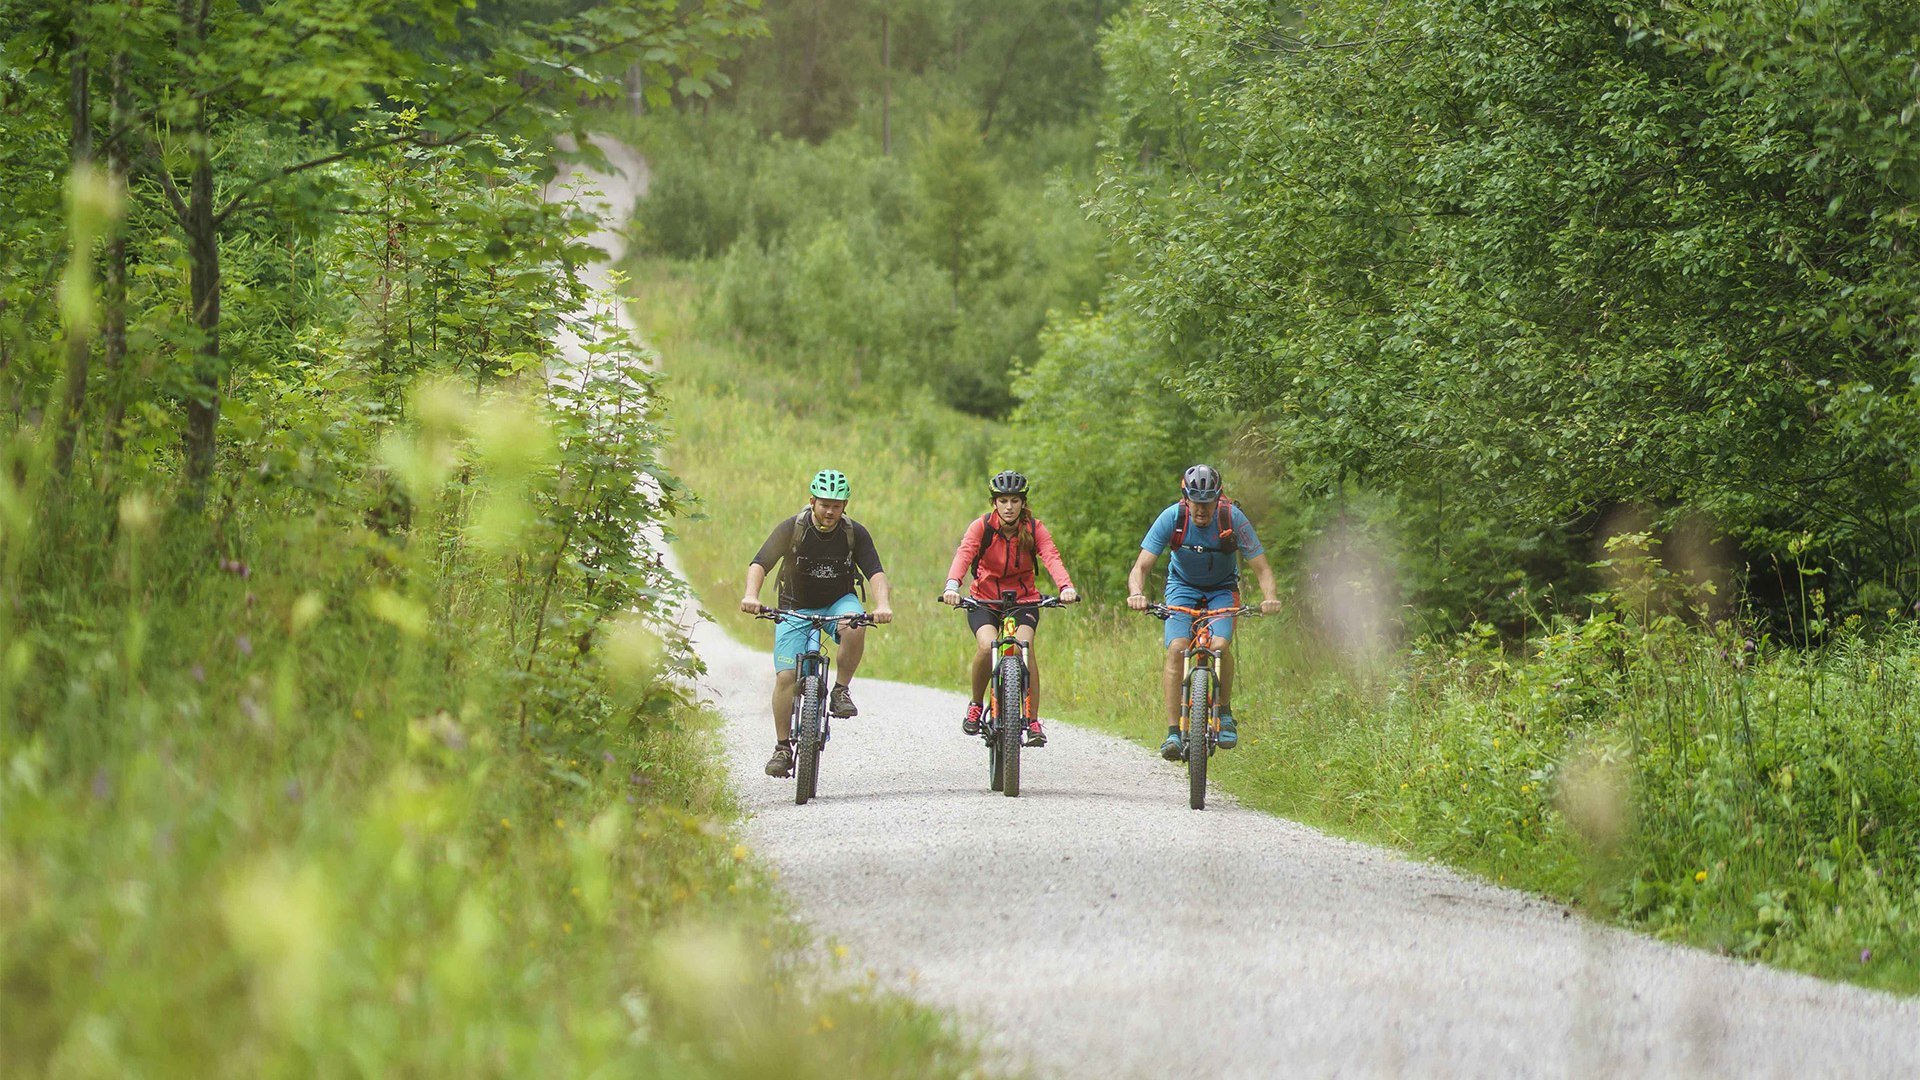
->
[966,513,996,581]
[778,511,866,603]
[1172,498,1238,552]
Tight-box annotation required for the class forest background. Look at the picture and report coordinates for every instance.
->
[626,0,1920,992]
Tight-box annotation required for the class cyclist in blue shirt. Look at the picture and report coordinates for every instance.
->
[1125,464,1283,760]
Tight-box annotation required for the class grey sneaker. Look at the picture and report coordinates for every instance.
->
[765,742,794,777]
[1159,729,1185,761]
[829,683,858,718]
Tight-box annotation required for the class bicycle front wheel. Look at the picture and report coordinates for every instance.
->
[795,673,822,805]
[998,655,1025,798]
[1186,669,1211,810]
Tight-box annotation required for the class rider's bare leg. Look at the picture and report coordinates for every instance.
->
[970,625,996,700]
[836,625,867,684]
[772,669,797,741]
[1163,639,1189,725]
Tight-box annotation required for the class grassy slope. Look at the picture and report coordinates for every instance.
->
[635,262,1920,995]
[3,459,981,1075]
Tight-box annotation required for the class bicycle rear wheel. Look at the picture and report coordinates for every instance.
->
[1186,669,1211,810]
[795,673,822,805]
[998,655,1025,798]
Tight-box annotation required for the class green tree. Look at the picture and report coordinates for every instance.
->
[1080,0,1920,613]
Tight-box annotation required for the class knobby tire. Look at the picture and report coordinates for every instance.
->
[1187,669,1211,810]
[999,654,1025,798]
[796,673,822,805]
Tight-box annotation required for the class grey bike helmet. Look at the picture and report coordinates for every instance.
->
[1181,464,1223,502]
[809,469,851,500]
[989,470,1029,497]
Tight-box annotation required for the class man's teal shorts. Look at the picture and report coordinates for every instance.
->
[773,593,865,671]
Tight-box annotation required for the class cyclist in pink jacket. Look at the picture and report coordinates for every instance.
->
[939,471,1080,745]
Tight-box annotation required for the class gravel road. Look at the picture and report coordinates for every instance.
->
[553,140,1920,1080]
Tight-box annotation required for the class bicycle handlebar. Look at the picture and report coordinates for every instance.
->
[938,594,1067,611]
[753,609,879,629]
[1138,603,1264,622]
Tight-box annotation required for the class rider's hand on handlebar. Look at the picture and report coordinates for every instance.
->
[1260,598,1282,616]
[1060,587,1079,604]
[1127,592,1149,612]
[941,589,961,606]
[872,605,893,625]
[740,597,763,615]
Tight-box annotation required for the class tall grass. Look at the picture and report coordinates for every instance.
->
[635,261,1920,994]
[2,389,982,1079]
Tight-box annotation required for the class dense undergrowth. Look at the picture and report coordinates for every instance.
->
[1,364,982,1079]
[634,264,1920,995]
[1,108,979,1076]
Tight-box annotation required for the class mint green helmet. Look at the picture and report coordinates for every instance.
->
[809,469,850,500]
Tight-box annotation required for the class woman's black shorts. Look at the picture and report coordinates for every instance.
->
[968,603,1040,635]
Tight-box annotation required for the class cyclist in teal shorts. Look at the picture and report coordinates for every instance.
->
[740,469,894,778]
[1125,465,1282,759]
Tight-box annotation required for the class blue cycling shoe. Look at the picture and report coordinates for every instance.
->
[1216,711,1238,749]
[1159,729,1185,761]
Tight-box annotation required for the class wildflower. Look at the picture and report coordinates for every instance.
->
[816,1013,835,1032]
[1694,870,1708,884]
[832,943,849,960]
[236,635,253,658]
[562,922,573,934]
[732,844,749,861]
[1861,949,1873,964]
[1520,783,1533,795]
[1399,782,1410,790]
[500,818,512,830]
[555,818,566,830]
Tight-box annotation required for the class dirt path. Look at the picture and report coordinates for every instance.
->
[555,140,1920,1080]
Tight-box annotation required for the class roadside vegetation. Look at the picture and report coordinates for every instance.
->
[623,0,1920,993]
[2,1,980,1074]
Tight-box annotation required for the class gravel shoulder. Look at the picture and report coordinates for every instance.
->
[555,140,1920,1080]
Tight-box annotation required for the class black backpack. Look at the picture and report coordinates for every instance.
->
[966,513,1036,582]
[776,510,866,603]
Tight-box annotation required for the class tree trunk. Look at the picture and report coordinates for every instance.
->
[55,18,93,476]
[176,0,221,496]
[102,44,130,459]
[181,95,221,492]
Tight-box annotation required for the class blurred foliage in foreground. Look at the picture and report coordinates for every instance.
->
[0,0,981,1068]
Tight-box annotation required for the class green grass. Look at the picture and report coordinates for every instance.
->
[634,259,1920,996]
[2,466,984,1078]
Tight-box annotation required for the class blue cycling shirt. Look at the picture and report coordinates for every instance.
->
[1141,501,1265,588]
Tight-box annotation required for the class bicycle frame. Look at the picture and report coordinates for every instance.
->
[755,608,875,804]
[1164,605,1239,748]
[948,591,1063,797]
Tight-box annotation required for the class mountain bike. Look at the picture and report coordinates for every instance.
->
[947,591,1064,798]
[1141,603,1263,810]
[754,609,877,805]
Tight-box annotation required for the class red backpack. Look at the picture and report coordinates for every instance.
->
[1170,497,1238,552]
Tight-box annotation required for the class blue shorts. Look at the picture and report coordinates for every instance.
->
[773,593,865,672]
[1162,581,1240,647]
